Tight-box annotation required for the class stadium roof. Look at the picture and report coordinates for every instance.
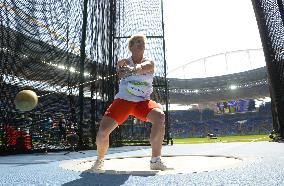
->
[168,67,269,104]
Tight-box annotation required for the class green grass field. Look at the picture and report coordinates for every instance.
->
[173,134,270,144]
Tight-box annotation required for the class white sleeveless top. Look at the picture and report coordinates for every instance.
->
[115,57,154,102]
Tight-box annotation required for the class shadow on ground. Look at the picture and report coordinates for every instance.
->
[62,172,155,186]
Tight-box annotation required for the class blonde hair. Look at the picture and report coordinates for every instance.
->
[128,34,147,50]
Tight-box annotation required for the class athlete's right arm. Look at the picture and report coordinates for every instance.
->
[117,59,130,78]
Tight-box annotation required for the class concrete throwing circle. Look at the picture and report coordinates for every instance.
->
[60,155,244,175]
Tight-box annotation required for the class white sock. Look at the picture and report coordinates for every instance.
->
[151,156,161,163]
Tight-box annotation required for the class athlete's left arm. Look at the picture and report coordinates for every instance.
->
[135,59,155,74]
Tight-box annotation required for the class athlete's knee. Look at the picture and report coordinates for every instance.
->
[156,110,165,124]
[147,108,166,129]
[97,116,118,135]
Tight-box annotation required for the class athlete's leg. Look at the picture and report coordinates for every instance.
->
[96,99,134,160]
[133,100,168,170]
[96,116,118,160]
[146,108,165,157]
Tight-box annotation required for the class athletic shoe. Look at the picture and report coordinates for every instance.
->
[90,159,105,173]
[150,160,169,171]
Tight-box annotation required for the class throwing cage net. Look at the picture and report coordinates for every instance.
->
[113,0,169,145]
[252,0,284,140]
[1,0,86,152]
[0,0,168,153]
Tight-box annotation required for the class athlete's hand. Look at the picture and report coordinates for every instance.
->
[117,65,135,78]
[117,59,128,69]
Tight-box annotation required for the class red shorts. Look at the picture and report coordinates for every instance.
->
[104,98,162,125]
